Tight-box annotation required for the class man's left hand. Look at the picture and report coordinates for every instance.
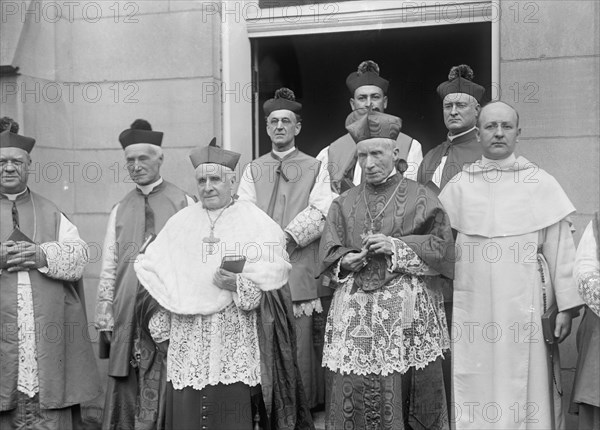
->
[213,268,237,292]
[5,242,48,272]
[554,311,572,343]
[362,234,394,256]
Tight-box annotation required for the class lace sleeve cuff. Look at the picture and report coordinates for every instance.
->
[95,302,114,331]
[387,237,431,276]
[39,239,88,281]
[577,271,600,317]
[149,308,171,343]
[95,277,115,330]
[293,298,323,318]
[285,205,325,247]
[234,275,262,311]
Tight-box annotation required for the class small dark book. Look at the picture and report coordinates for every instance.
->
[221,255,246,274]
[541,304,558,345]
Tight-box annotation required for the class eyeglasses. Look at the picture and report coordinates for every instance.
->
[268,118,293,127]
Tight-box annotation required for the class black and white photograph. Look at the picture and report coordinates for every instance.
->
[1,1,598,429]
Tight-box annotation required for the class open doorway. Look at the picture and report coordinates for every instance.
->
[252,22,492,158]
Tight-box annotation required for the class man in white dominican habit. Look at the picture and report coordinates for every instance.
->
[237,87,335,409]
[440,101,584,429]
[134,139,314,430]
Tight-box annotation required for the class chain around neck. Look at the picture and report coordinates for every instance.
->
[362,178,403,229]
[205,198,235,230]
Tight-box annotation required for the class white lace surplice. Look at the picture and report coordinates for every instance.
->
[323,238,449,376]
[149,275,262,391]
[16,220,87,397]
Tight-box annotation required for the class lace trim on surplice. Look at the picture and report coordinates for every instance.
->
[323,273,449,376]
[167,303,261,391]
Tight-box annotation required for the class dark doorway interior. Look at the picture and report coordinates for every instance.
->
[252,22,492,158]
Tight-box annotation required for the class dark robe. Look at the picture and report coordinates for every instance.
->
[417,129,480,414]
[320,173,454,284]
[318,173,454,429]
[248,150,322,301]
[0,190,101,411]
[102,180,189,430]
[416,128,481,192]
[247,149,326,409]
[570,211,600,426]
[257,284,314,430]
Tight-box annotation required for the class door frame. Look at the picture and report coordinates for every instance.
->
[222,0,499,162]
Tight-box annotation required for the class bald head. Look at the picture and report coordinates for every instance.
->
[476,101,521,160]
[477,101,520,128]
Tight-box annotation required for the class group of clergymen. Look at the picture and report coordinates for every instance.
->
[0,60,598,430]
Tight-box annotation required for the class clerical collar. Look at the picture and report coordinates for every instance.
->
[1,188,28,201]
[383,167,398,183]
[272,147,296,159]
[137,177,163,196]
[448,126,476,142]
[481,153,517,169]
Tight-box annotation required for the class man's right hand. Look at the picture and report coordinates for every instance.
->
[340,249,369,272]
[0,241,16,269]
[101,331,113,343]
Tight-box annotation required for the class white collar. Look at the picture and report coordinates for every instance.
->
[272,147,296,158]
[448,126,477,142]
[481,153,517,169]
[137,177,163,196]
[2,188,28,201]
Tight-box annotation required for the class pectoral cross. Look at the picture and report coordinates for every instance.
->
[203,227,220,254]
[360,221,375,242]
[360,230,373,242]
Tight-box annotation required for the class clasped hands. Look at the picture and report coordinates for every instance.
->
[0,240,47,272]
[340,234,393,272]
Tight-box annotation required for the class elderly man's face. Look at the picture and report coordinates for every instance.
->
[350,86,388,112]
[266,110,301,152]
[477,102,521,160]
[443,93,480,134]
[0,147,30,194]
[196,164,234,210]
[357,138,399,184]
[125,144,163,186]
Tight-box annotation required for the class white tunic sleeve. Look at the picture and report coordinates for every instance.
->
[542,219,585,312]
[236,163,257,204]
[404,138,423,182]
[95,205,119,331]
[574,221,600,316]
